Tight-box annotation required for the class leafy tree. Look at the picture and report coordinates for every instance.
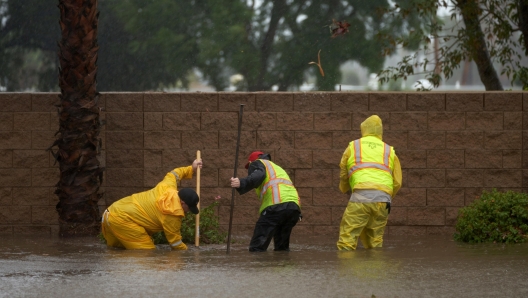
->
[378,0,528,90]
[1,0,424,91]
[0,0,200,91]
[194,0,253,91]
[199,0,423,91]
[101,0,201,90]
[51,0,104,237]
[0,0,59,91]
[94,0,152,91]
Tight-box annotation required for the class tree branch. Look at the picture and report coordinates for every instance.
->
[518,0,528,54]
[456,0,503,90]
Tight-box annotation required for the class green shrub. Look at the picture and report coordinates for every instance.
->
[97,232,106,244]
[154,201,226,245]
[99,201,226,245]
[454,189,528,243]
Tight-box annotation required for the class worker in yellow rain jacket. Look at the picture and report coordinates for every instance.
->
[230,151,301,252]
[101,159,202,250]
[337,115,402,250]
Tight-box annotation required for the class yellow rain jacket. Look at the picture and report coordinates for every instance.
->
[339,116,402,197]
[102,166,194,250]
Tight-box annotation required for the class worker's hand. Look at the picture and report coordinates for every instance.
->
[192,159,203,172]
[230,177,240,188]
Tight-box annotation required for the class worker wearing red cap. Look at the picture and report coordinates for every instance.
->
[230,151,301,252]
[337,115,402,250]
[101,159,202,250]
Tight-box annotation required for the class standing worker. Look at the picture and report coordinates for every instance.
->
[230,151,301,252]
[337,115,402,250]
[101,159,202,250]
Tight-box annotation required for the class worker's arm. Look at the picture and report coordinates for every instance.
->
[162,215,187,250]
[173,165,194,181]
[159,165,194,187]
[339,147,351,194]
[231,161,266,195]
[391,155,402,197]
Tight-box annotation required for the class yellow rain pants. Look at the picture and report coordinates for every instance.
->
[101,166,193,250]
[102,207,156,250]
[337,202,389,250]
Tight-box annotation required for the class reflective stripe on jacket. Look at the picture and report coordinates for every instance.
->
[254,159,300,214]
[347,136,395,193]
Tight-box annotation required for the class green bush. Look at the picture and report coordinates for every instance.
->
[154,201,226,245]
[99,201,226,245]
[454,189,528,243]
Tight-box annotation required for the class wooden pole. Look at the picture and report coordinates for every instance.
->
[195,150,201,247]
[227,104,244,254]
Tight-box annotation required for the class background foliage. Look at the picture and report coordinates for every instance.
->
[454,190,528,244]
[0,0,421,91]
[2,0,526,91]
[377,0,528,90]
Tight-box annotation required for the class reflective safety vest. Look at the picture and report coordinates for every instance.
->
[254,159,300,214]
[347,136,395,191]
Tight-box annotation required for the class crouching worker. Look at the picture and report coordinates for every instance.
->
[337,115,402,250]
[230,151,301,252]
[101,159,202,250]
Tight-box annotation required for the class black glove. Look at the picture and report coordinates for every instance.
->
[385,202,391,214]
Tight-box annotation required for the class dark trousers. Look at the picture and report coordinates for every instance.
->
[249,205,300,252]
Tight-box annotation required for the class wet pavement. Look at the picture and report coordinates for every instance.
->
[0,234,527,298]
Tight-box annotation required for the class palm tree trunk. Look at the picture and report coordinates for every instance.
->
[52,0,104,237]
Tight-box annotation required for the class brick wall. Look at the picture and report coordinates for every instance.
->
[0,91,526,237]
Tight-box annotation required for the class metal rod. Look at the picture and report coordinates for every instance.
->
[227,104,244,253]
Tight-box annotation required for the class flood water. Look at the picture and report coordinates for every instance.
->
[0,234,527,298]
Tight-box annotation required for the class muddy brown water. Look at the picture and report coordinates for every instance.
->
[0,234,527,298]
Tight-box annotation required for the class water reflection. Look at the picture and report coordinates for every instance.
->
[1,235,527,297]
[337,249,401,280]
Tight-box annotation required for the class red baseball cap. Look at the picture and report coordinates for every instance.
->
[245,151,264,169]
